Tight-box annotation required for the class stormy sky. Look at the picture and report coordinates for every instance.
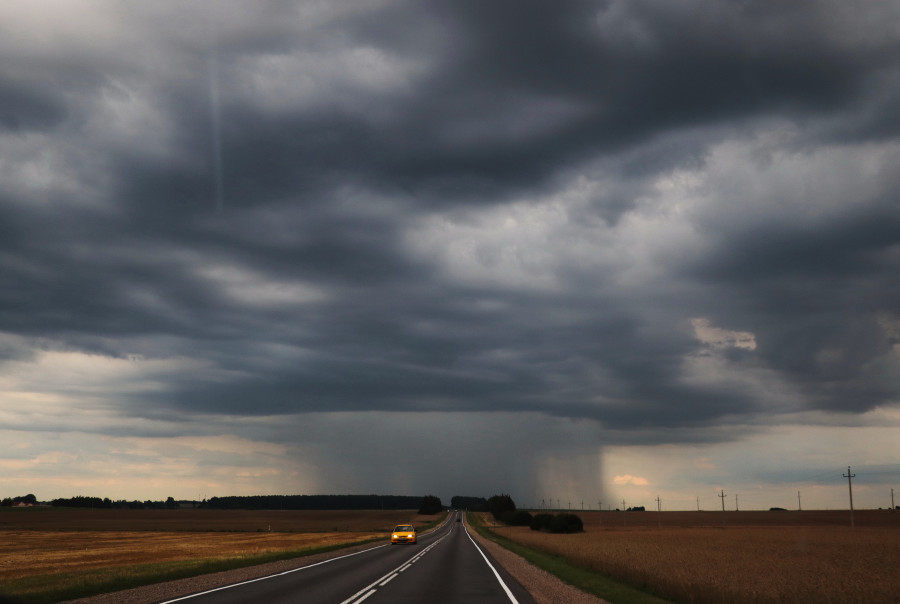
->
[2,0,898,510]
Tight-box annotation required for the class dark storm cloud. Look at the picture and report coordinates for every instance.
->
[687,195,900,412]
[1,0,898,444]
[325,0,899,205]
[0,76,67,131]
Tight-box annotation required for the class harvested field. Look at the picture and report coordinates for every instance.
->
[489,510,900,604]
[0,508,431,601]
[0,507,425,533]
[537,509,900,529]
[0,530,381,583]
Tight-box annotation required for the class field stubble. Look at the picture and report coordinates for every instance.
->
[492,510,900,604]
[0,508,431,601]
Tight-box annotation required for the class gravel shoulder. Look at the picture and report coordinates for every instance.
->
[64,521,608,604]
[465,520,609,604]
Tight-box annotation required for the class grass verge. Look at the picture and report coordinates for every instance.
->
[2,510,450,603]
[467,513,672,604]
[2,537,384,604]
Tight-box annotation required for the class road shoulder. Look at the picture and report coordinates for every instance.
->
[61,541,384,604]
[466,520,610,604]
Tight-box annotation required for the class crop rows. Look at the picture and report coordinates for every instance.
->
[494,511,900,603]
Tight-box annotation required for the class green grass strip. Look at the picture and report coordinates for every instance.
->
[2,537,384,604]
[3,513,449,603]
[467,513,673,604]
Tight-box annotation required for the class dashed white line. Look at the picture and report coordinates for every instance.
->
[158,543,390,603]
[338,532,449,604]
[162,513,458,604]
[351,589,377,603]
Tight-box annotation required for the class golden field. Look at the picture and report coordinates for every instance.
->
[0,529,379,583]
[488,510,900,604]
[0,508,431,599]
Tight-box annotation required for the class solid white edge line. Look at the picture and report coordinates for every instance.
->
[463,523,520,604]
[161,512,457,604]
[158,543,389,603]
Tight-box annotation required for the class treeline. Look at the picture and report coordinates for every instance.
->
[450,495,487,510]
[50,496,182,509]
[203,494,427,510]
[1,494,37,507]
[486,493,584,534]
[4,493,448,511]
[2,494,179,509]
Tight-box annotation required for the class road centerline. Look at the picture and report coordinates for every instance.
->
[338,532,449,604]
[158,543,390,603]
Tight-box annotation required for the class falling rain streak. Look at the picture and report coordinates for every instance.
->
[209,49,224,213]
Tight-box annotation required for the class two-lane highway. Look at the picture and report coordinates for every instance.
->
[160,512,536,604]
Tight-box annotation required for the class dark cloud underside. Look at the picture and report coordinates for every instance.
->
[1,0,898,446]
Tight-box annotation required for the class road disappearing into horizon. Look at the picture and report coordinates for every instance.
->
[159,511,536,604]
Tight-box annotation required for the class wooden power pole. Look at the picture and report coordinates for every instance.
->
[843,466,856,528]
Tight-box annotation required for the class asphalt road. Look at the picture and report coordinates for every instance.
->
[158,511,536,604]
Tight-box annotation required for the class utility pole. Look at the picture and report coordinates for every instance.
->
[891,488,895,511]
[798,491,802,511]
[735,493,739,512]
[622,499,627,526]
[696,496,700,512]
[843,466,856,527]
[718,490,727,527]
[655,496,661,527]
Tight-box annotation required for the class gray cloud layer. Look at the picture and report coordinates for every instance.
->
[2,0,899,462]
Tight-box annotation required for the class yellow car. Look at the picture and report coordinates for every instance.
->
[390,524,417,544]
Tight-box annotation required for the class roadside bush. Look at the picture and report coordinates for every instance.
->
[549,513,583,534]
[502,510,533,526]
[530,513,553,531]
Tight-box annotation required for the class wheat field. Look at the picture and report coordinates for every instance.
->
[491,510,900,603]
[0,508,428,597]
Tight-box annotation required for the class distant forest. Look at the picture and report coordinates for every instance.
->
[203,494,427,510]
[450,495,487,510]
[6,493,491,511]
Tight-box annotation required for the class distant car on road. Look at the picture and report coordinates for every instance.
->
[391,524,417,544]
